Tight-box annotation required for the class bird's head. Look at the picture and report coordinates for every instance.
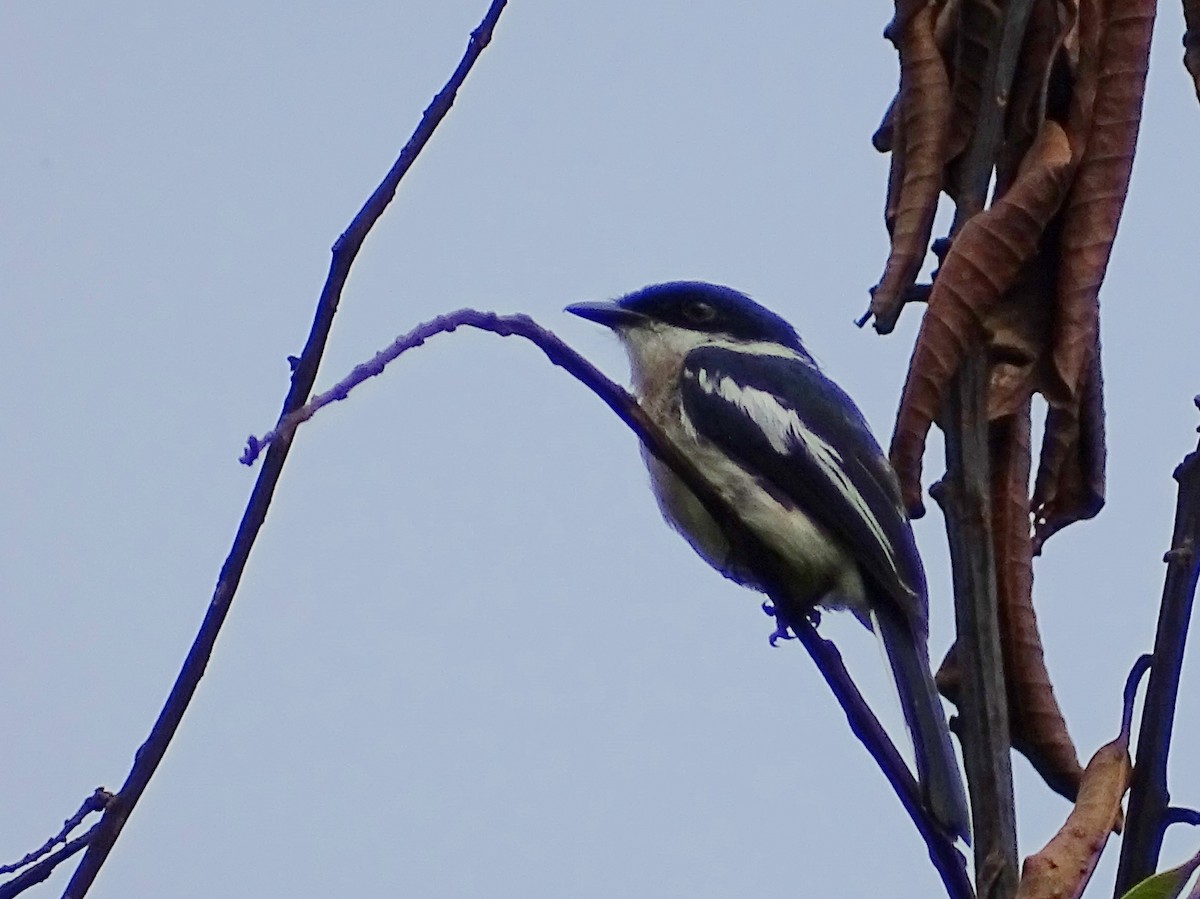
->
[566,282,812,361]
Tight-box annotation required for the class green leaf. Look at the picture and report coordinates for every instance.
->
[1117,851,1200,899]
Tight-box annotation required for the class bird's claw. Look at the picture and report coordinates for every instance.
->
[768,623,795,646]
[764,601,821,645]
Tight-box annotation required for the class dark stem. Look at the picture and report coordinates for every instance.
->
[1114,403,1200,895]
[932,0,1038,894]
[242,307,973,899]
[933,355,1018,899]
[56,4,509,898]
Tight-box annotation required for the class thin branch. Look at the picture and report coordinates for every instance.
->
[57,4,509,897]
[782,612,973,898]
[855,282,932,329]
[1164,807,1200,828]
[1115,397,1200,895]
[0,826,99,899]
[1123,654,1154,736]
[244,307,973,899]
[0,790,111,877]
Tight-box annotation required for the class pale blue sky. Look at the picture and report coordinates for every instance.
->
[3,2,1198,897]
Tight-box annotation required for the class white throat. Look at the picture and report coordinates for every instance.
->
[615,322,814,410]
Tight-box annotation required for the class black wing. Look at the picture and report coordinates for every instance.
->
[679,345,927,630]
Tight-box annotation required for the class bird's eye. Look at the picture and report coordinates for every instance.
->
[683,300,716,324]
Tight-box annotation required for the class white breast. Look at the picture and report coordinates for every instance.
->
[616,322,868,614]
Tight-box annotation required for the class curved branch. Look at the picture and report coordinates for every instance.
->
[1164,807,1200,828]
[245,308,973,899]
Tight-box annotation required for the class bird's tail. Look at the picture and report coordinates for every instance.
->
[875,605,971,842]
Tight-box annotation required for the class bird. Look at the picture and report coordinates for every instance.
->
[566,280,970,841]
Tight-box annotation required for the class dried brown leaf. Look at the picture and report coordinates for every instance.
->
[986,256,1056,418]
[935,0,962,45]
[1014,714,1132,897]
[992,405,1084,800]
[990,359,1039,421]
[874,0,960,154]
[871,4,952,332]
[1062,0,1105,166]
[874,91,901,154]
[890,121,1074,515]
[891,0,935,36]
[1034,346,1106,551]
[1050,0,1154,405]
[933,401,1084,801]
[884,103,909,235]
[944,0,1000,166]
[1001,0,1074,186]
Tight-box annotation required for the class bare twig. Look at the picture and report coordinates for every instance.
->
[0,790,111,877]
[1164,807,1200,828]
[244,307,974,899]
[782,612,973,898]
[56,4,509,897]
[0,827,100,899]
[1123,654,1153,735]
[1115,398,1200,895]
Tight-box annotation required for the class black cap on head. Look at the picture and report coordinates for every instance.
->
[614,282,809,355]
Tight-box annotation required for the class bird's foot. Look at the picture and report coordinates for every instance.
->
[763,601,820,645]
[762,601,791,645]
[768,622,795,646]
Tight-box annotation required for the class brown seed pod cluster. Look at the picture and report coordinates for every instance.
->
[871,0,1155,801]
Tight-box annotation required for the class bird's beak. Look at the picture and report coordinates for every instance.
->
[565,300,645,329]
